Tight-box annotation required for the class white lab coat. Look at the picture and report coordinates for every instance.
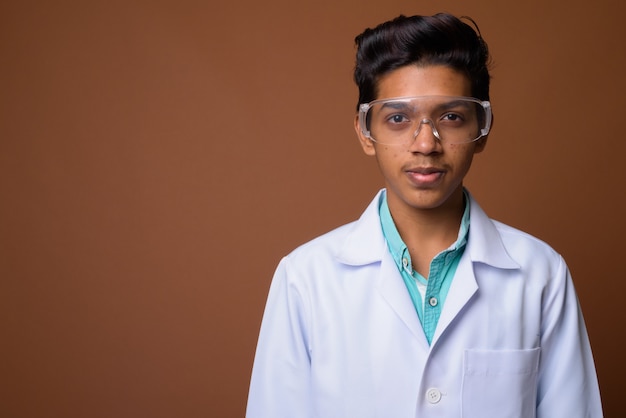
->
[247,190,602,418]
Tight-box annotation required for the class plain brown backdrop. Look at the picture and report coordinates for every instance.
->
[1,0,624,416]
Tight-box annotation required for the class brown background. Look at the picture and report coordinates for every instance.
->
[1,0,624,417]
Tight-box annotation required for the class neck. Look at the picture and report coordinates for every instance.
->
[389,190,465,236]
[387,189,466,276]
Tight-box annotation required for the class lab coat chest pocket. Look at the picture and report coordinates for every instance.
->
[462,348,540,418]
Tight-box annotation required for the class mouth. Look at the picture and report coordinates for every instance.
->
[405,166,445,187]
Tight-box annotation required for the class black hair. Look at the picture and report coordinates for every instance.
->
[353,13,492,110]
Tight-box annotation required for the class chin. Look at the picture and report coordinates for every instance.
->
[404,189,460,211]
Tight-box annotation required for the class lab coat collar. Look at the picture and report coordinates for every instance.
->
[336,189,520,271]
[465,190,521,270]
[335,190,388,266]
[335,189,520,348]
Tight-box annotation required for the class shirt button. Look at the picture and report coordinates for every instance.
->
[428,297,438,307]
[426,388,442,404]
[402,258,409,268]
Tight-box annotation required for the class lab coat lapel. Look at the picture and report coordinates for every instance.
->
[430,194,520,346]
[431,253,477,346]
[377,252,429,347]
[336,190,428,347]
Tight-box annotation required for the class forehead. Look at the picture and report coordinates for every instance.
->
[376,64,472,100]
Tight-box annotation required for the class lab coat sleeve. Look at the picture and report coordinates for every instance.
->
[536,256,603,417]
[246,256,313,418]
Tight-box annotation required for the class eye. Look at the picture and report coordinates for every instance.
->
[440,112,466,125]
[443,113,462,121]
[386,113,410,124]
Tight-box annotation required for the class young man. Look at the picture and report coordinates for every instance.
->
[246,13,602,418]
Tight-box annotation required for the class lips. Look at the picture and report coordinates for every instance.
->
[405,166,445,187]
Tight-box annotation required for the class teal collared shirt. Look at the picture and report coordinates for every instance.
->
[379,190,470,345]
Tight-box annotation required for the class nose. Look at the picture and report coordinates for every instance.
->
[408,119,441,153]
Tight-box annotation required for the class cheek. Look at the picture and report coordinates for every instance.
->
[447,143,477,157]
[374,146,403,173]
[385,145,405,158]
[375,144,399,159]
[446,145,477,169]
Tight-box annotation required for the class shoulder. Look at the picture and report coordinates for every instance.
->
[493,220,559,254]
[467,193,565,274]
[287,221,357,260]
[482,219,570,289]
[492,219,562,264]
[282,190,387,269]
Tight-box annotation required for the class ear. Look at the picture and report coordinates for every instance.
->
[474,134,488,154]
[354,114,376,156]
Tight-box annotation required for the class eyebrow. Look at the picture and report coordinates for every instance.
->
[378,99,473,113]
[438,100,473,111]
[379,101,413,111]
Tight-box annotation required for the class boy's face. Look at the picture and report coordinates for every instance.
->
[354,64,487,216]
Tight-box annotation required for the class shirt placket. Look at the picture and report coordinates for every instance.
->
[423,254,445,343]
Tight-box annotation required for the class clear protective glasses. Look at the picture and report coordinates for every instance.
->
[358,95,492,146]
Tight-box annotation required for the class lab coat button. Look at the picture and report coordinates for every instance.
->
[428,297,438,307]
[426,388,442,404]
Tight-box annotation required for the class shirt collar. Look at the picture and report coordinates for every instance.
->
[378,189,471,274]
